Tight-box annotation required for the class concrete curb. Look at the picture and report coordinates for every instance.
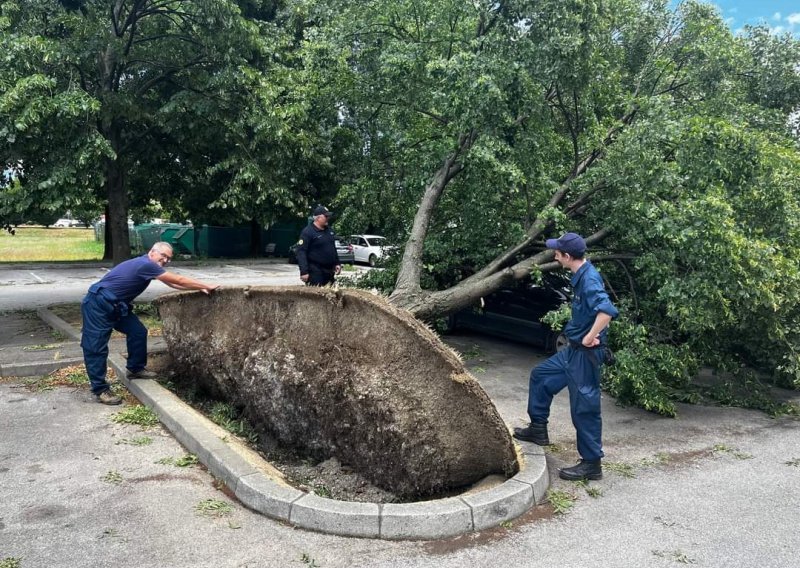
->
[0,357,86,378]
[36,307,82,341]
[39,310,551,540]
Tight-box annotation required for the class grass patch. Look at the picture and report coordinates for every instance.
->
[209,402,258,444]
[575,480,603,498]
[50,329,67,341]
[312,484,332,498]
[48,302,162,336]
[547,489,577,514]
[300,553,321,567]
[156,454,199,468]
[712,444,753,460]
[460,344,483,360]
[19,366,90,392]
[132,303,163,336]
[604,461,637,478]
[156,377,259,445]
[195,499,233,517]
[101,470,123,484]
[59,367,90,386]
[0,226,102,262]
[652,550,696,564]
[0,559,22,568]
[21,343,64,351]
[112,405,159,428]
[116,436,153,446]
[786,458,800,467]
[544,443,566,454]
[20,376,55,392]
[639,452,670,467]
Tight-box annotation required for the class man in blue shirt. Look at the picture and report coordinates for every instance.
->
[296,205,341,286]
[514,232,619,481]
[82,242,218,405]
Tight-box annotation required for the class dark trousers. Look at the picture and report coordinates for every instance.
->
[526,346,605,461]
[307,265,335,286]
[80,291,147,395]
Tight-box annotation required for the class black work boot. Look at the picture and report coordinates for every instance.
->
[559,459,602,481]
[513,422,550,445]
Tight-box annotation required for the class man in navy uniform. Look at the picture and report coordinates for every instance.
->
[81,242,218,405]
[296,205,341,286]
[514,232,618,481]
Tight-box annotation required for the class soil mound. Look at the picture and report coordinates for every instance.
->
[155,286,519,499]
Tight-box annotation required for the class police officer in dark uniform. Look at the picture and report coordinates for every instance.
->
[296,205,341,286]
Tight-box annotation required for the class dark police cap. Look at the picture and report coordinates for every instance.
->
[312,205,333,217]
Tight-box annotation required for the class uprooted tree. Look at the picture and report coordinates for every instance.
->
[313,0,800,415]
[3,0,799,416]
[156,287,519,498]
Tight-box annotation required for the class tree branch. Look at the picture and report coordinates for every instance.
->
[390,130,478,297]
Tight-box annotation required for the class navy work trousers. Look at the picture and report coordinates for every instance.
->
[80,290,147,395]
[526,346,605,461]
[307,265,335,286]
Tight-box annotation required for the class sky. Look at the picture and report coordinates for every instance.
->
[692,1,800,35]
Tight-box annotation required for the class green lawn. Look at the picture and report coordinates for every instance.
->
[0,227,103,262]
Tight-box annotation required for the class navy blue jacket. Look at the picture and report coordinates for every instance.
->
[296,224,340,275]
[562,261,619,344]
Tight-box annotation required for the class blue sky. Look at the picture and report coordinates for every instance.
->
[692,1,800,35]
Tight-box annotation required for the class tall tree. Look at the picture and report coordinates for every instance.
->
[0,0,306,262]
[310,0,800,410]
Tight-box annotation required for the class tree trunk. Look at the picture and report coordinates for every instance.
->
[392,230,610,321]
[105,151,130,265]
[102,204,113,260]
[392,252,552,320]
[249,218,262,256]
[390,131,477,299]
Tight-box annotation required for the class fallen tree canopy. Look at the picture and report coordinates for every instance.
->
[155,286,519,499]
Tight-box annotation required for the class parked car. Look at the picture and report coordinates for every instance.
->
[287,239,355,265]
[446,275,570,352]
[348,234,394,267]
[53,218,81,228]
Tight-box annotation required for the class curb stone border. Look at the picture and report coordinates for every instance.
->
[46,308,552,539]
[36,307,82,341]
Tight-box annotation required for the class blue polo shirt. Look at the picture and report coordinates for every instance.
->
[562,261,618,344]
[95,255,165,303]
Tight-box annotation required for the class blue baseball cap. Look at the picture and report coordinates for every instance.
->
[545,232,586,257]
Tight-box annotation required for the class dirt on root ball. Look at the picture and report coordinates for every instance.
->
[155,287,519,501]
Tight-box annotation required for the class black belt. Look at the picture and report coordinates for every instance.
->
[568,340,600,351]
[569,340,616,366]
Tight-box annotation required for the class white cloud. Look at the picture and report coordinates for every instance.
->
[770,25,786,35]
[773,12,782,21]
[786,13,800,26]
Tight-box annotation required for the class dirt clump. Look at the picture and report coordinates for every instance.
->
[155,286,519,500]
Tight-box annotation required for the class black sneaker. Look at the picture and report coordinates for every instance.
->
[559,459,602,481]
[513,422,550,445]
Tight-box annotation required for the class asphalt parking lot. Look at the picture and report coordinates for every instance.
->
[1,262,799,568]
